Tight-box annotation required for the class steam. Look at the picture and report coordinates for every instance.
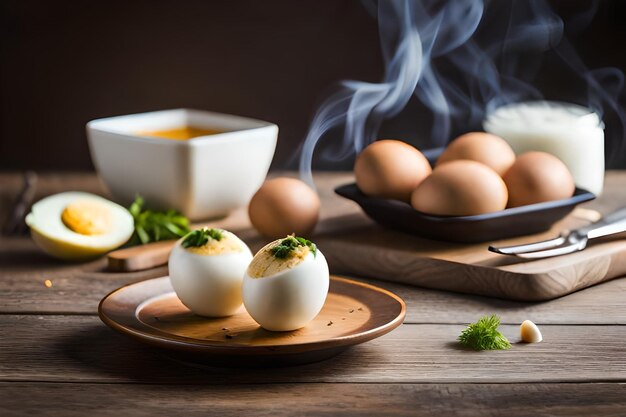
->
[298,0,625,185]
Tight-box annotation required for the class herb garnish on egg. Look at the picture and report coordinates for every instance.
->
[181,227,224,248]
[270,235,317,259]
[247,236,318,279]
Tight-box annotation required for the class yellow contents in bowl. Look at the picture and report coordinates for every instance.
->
[138,126,223,140]
[61,200,112,235]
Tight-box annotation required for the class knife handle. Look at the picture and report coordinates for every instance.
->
[107,240,177,272]
[579,207,626,239]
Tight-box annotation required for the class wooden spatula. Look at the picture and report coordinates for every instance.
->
[107,240,177,272]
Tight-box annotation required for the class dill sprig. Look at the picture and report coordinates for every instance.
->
[181,227,224,248]
[127,196,191,246]
[458,314,511,351]
[270,235,316,259]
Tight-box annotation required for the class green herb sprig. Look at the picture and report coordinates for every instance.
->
[181,227,224,248]
[127,196,191,246]
[270,235,316,259]
[458,314,511,351]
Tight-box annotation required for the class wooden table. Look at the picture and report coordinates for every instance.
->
[2,171,626,416]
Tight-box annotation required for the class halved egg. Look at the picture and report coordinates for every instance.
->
[25,192,134,260]
[168,228,252,317]
[242,236,329,331]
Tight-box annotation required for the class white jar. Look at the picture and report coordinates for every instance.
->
[483,101,605,195]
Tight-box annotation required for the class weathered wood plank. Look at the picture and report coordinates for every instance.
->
[5,170,624,230]
[2,240,626,324]
[1,315,625,384]
[3,171,626,322]
[2,382,625,417]
[2,170,626,416]
[0,171,355,228]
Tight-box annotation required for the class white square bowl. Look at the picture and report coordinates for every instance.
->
[87,109,278,220]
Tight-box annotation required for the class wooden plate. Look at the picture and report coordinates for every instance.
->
[99,276,406,367]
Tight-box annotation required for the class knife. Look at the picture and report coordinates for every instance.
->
[489,207,626,259]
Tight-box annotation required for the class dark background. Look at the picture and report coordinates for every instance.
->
[2,0,626,172]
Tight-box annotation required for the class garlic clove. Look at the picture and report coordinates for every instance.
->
[520,320,543,343]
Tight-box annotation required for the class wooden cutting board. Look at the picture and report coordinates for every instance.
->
[315,208,626,301]
[106,203,626,302]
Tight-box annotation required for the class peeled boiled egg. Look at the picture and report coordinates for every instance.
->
[411,160,508,216]
[25,192,134,260]
[242,236,329,331]
[355,139,432,202]
[248,177,320,239]
[436,132,516,176]
[503,151,575,207]
[168,228,252,317]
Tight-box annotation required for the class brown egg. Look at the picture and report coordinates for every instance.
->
[354,140,432,202]
[248,177,320,238]
[503,151,575,207]
[436,132,515,176]
[411,160,508,216]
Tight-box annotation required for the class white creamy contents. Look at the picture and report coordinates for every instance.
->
[484,101,604,195]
